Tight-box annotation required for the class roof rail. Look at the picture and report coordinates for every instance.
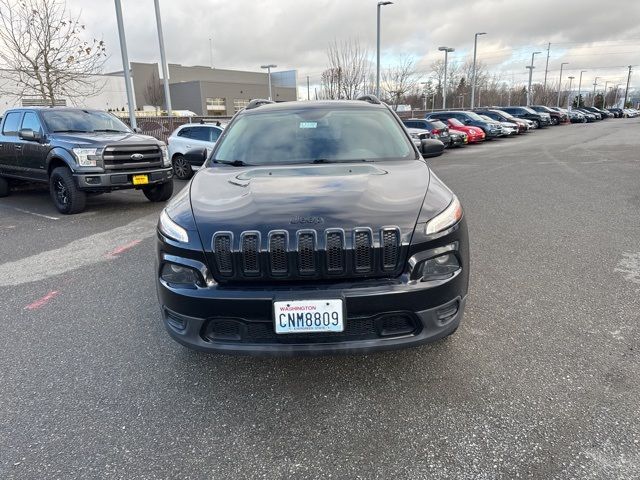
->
[356,94,382,105]
[245,99,275,110]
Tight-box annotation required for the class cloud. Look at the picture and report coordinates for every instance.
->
[67,0,640,89]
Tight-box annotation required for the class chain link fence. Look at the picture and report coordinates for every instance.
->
[120,116,232,143]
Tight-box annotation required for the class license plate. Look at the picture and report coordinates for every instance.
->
[274,299,344,334]
[132,174,149,185]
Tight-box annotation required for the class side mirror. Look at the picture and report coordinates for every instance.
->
[18,128,41,142]
[133,127,143,133]
[184,147,208,167]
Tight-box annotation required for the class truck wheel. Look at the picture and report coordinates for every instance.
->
[143,181,174,202]
[172,155,193,180]
[551,117,559,126]
[0,176,9,197]
[49,167,86,214]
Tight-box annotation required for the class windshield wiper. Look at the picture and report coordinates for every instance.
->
[91,129,129,133]
[212,159,251,167]
[312,158,374,164]
[52,129,90,133]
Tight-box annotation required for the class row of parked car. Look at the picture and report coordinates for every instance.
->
[395,104,638,159]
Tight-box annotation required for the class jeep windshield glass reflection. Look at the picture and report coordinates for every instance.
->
[212,107,415,166]
[41,110,131,133]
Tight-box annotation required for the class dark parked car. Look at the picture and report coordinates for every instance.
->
[582,107,607,119]
[606,108,624,118]
[427,110,502,139]
[156,96,470,355]
[530,105,568,125]
[574,108,598,122]
[0,107,173,213]
[498,106,549,128]
[402,118,451,146]
[474,109,528,133]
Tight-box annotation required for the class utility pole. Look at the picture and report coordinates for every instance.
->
[114,0,136,129]
[209,38,213,68]
[623,65,633,108]
[614,84,621,107]
[420,81,428,110]
[556,62,568,107]
[577,70,586,108]
[153,0,172,117]
[592,76,599,107]
[261,64,277,100]
[543,42,551,90]
[376,1,393,98]
[526,51,542,106]
[603,80,610,107]
[567,76,574,109]
[470,32,486,109]
[439,46,455,109]
[307,76,310,101]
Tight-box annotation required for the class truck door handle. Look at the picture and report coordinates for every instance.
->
[15,145,22,150]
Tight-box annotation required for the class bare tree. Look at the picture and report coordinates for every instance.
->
[143,71,165,110]
[381,56,419,109]
[0,0,107,105]
[321,38,370,99]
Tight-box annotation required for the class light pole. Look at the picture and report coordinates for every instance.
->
[376,1,393,98]
[470,32,486,109]
[567,76,574,109]
[153,0,172,117]
[439,46,455,109]
[526,51,542,106]
[591,76,600,106]
[614,84,621,107]
[114,0,136,129]
[603,80,610,107]
[420,81,428,110]
[623,65,633,108]
[261,64,277,100]
[577,70,586,108]
[556,62,569,107]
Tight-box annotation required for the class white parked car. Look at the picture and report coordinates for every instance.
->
[167,122,224,179]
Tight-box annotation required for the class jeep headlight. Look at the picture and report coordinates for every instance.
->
[425,195,463,235]
[72,148,99,167]
[159,209,189,243]
[160,144,170,166]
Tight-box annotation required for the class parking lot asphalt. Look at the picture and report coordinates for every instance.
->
[1,119,639,479]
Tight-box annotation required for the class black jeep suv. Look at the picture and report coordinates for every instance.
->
[0,107,173,213]
[156,97,470,355]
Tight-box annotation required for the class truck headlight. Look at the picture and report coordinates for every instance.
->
[425,196,462,235]
[159,209,189,243]
[417,253,460,281]
[160,145,170,166]
[161,263,202,287]
[72,148,99,167]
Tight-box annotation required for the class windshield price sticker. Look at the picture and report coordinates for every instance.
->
[299,121,318,129]
[274,299,344,334]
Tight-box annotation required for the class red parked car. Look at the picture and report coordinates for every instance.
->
[446,118,485,143]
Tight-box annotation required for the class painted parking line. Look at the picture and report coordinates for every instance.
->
[24,290,60,310]
[106,239,142,258]
[0,212,159,287]
[12,207,60,220]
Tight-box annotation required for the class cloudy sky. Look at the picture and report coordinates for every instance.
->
[68,0,640,94]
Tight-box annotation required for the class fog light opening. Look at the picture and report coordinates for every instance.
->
[420,253,460,281]
[160,262,202,288]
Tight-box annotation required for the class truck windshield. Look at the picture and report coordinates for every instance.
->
[212,107,415,166]
[41,110,131,133]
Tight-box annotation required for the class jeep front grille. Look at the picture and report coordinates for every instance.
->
[209,227,403,282]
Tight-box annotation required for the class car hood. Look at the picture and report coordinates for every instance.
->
[190,160,430,244]
[49,132,161,147]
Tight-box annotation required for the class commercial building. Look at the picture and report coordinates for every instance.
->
[129,62,298,116]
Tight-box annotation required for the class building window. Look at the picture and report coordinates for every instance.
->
[206,97,226,115]
[233,98,250,113]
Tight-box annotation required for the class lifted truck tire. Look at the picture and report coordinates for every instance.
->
[49,167,86,214]
[143,180,173,202]
[0,176,9,197]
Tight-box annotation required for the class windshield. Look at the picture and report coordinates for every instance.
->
[465,111,485,121]
[41,110,131,133]
[213,107,415,165]
[429,120,447,130]
[448,118,464,127]
[521,107,538,114]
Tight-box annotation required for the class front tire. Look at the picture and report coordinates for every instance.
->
[551,117,559,125]
[49,167,86,214]
[172,154,193,180]
[533,120,540,129]
[0,176,9,197]
[143,181,174,202]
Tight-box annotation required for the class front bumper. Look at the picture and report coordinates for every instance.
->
[156,220,469,356]
[74,167,173,190]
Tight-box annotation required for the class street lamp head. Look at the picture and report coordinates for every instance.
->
[568,76,575,79]
[438,46,455,52]
[261,64,277,69]
[378,1,393,5]
[561,62,569,66]
[476,32,487,36]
